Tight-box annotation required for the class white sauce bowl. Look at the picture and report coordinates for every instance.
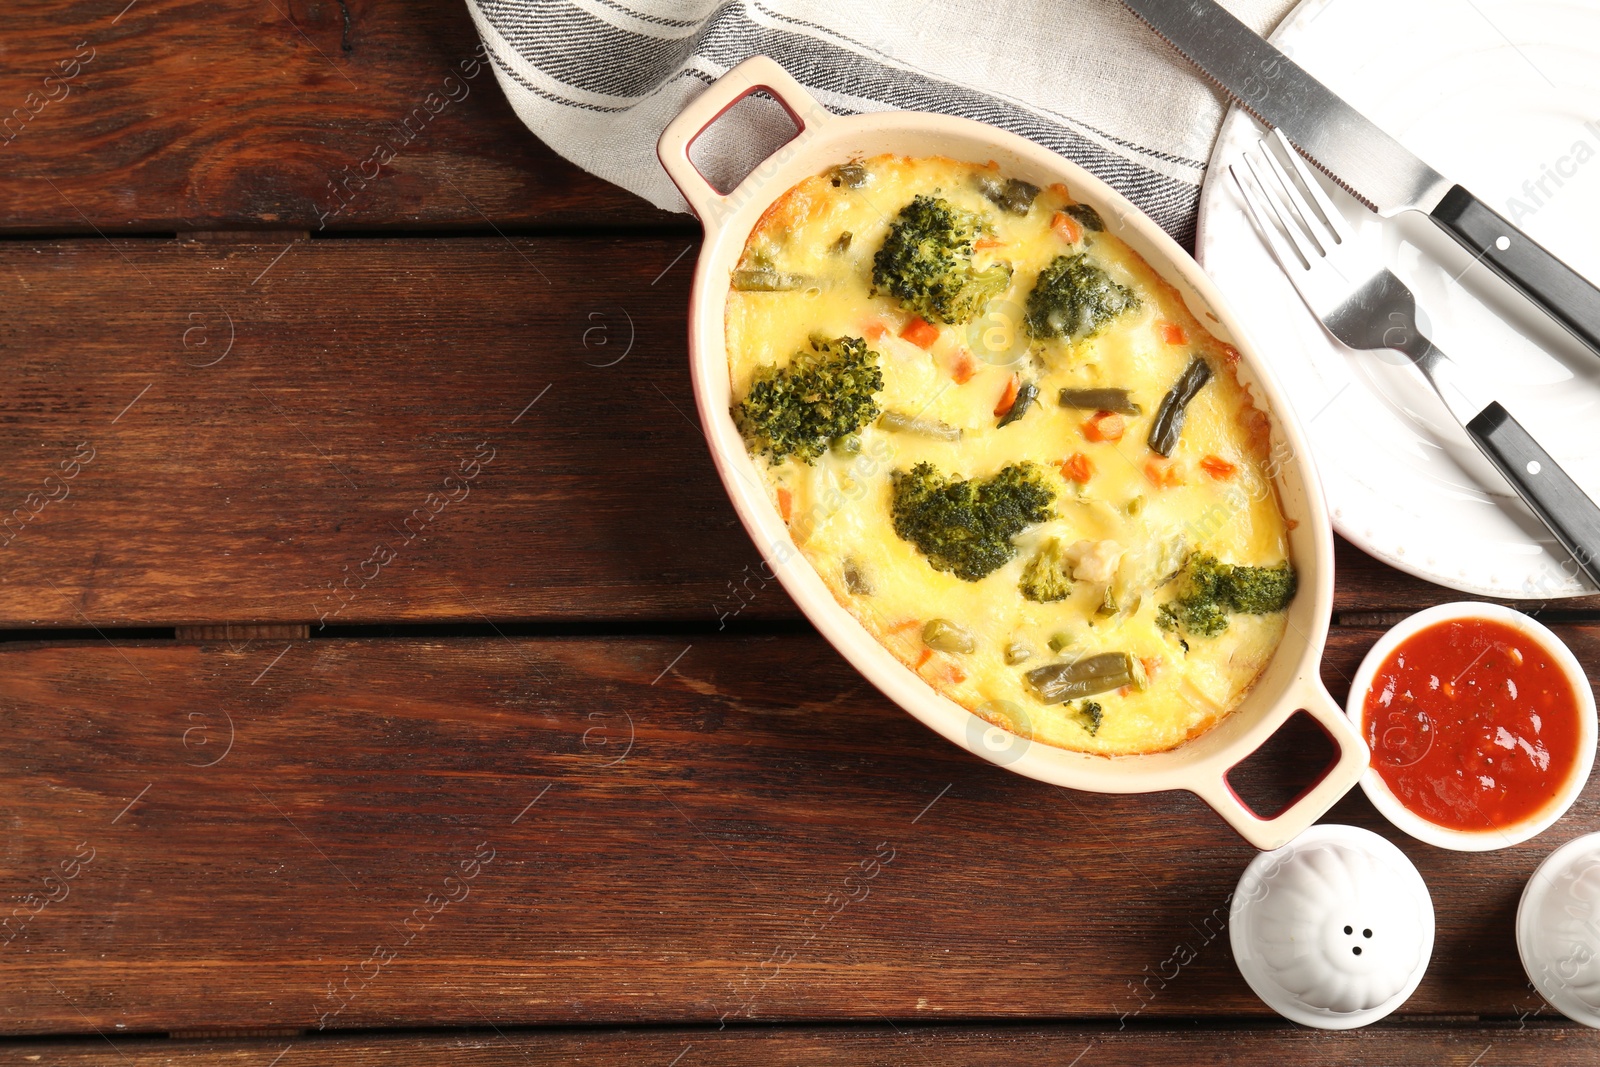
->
[1345,602,1596,850]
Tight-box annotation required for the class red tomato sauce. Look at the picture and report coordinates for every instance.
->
[1362,617,1583,831]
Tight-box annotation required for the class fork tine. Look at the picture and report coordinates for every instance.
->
[1228,156,1312,277]
[1239,145,1324,268]
[1268,127,1353,247]
[1252,142,1332,259]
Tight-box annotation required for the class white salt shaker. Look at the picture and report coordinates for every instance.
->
[1231,824,1434,1028]
[1518,832,1600,1028]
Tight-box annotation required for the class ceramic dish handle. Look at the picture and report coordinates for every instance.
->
[1189,674,1371,851]
[656,56,833,230]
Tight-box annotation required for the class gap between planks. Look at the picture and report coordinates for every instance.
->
[8,611,1600,647]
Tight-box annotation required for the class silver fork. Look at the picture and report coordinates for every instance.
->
[1231,130,1600,589]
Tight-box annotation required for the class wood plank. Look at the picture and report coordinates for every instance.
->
[4,1024,1598,1065]
[5,236,1595,628]
[1,627,1594,1034]
[0,235,794,627]
[1333,537,1600,617]
[0,0,679,232]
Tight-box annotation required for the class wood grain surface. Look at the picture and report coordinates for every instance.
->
[0,0,679,232]
[0,235,780,627]
[3,1024,1597,1066]
[3,236,1594,629]
[8,0,1600,1053]
[1,628,1592,1034]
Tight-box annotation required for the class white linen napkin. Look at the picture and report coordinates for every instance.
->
[463,0,1294,247]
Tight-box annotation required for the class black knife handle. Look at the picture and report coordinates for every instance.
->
[1465,402,1600,589]
[1432,186,1600,358]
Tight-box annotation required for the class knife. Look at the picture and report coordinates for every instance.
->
[1122,0,1600,359]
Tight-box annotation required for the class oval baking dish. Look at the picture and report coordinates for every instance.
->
[657,56,1368,849]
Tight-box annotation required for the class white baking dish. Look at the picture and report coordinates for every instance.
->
[657,56,1369,849]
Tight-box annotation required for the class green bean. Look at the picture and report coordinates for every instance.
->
[1064,203,1105,232]
[1058,387,1141,415]
[830,163,869,188]
[976,175,1042,215]
[842,559,872,595]
[731,268,808,292]
[1148,356,1213,457]
[1025,652,1145,704]
[923,618,976,654]
[997,380,1039,428]
[878,411,962,441]
[831,433,862,457]
[1004,641,1034,665]
[1094,587,1119,617]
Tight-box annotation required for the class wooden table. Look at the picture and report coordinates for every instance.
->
[5,2,1599,1062]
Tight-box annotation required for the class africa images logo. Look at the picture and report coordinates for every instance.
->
[1503,119,1600,224]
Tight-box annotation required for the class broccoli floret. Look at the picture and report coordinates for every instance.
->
[1019,537,1073,603]
[1024,253,1138,341]
[1157,553,1297,638]
[1158,553,1239,638]
[1078,700,1104,736]
[890,462,1054,581]
[1226,561,1298,614]
[872,195,1012,324]
[735,336,884,464]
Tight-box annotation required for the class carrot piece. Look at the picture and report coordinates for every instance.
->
[950,349,977,384]
[900,316,940,349]
[1051,211,1083,245]
[1200,454,1237,480]
[1160,322,1187,345]
[974,236,1004,251]
[1048,182,1071,199]
[863,319,890,341]
[777,487,793,521]
[994,376,1020,418]
[1081,410,1125,443]
[1141,656,1162,683]
[1142,456,1185,488]
[1059,452,1094,484]
[916,655,965,687]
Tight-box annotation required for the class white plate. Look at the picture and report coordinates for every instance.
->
[1196,0,1600,599]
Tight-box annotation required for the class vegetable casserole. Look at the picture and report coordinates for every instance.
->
[725,154,1297,756]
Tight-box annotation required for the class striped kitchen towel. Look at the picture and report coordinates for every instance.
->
[462,0,1293,248]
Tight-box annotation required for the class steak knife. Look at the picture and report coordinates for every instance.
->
[1122,0,1600,359]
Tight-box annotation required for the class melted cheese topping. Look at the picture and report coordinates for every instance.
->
[726,155,1291,756]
